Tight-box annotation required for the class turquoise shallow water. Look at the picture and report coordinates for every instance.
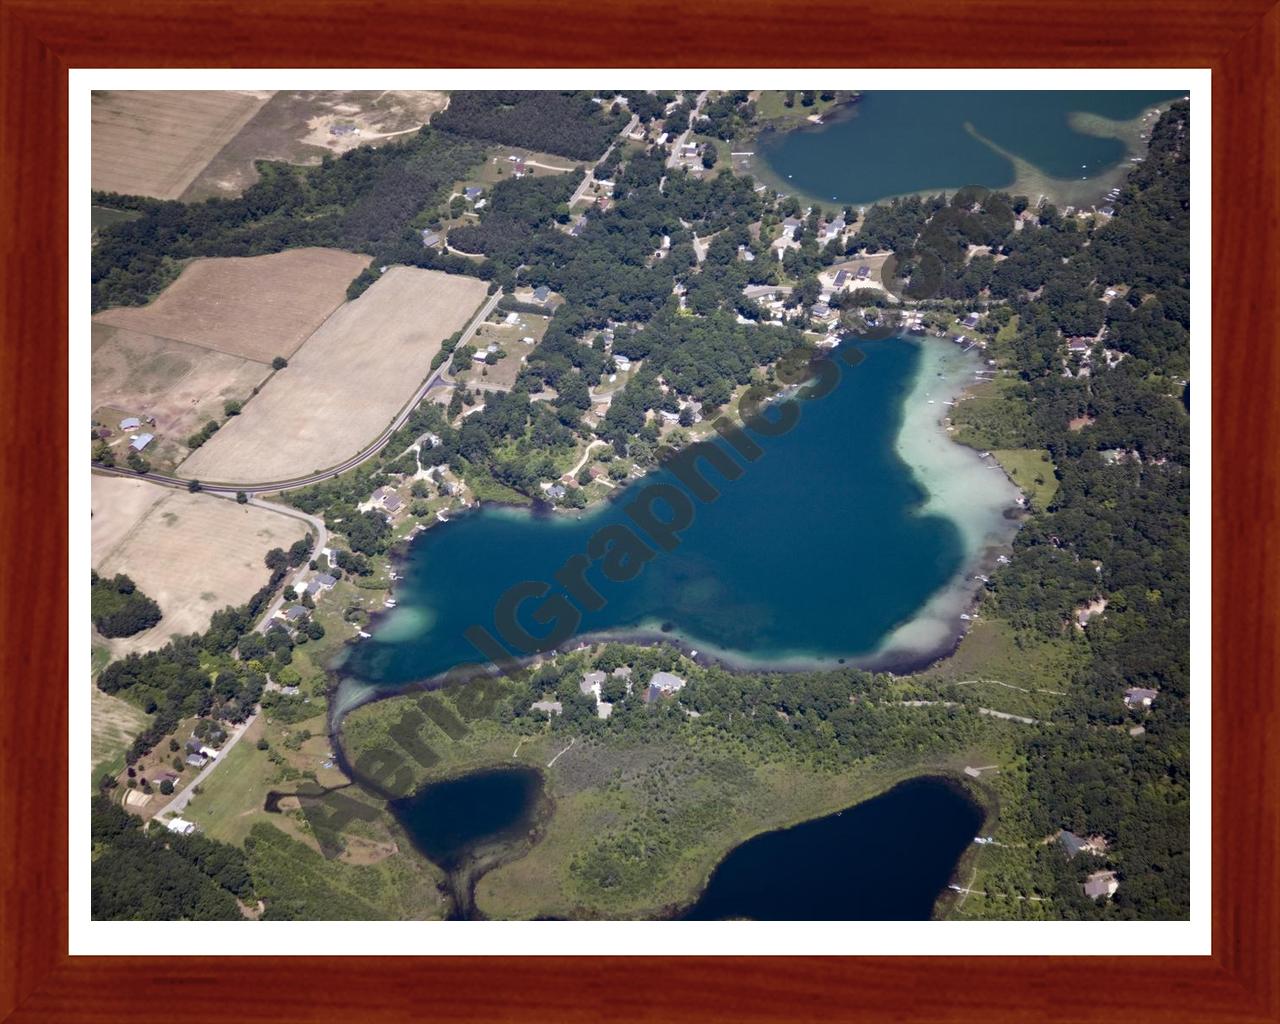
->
[756,90,1185,205]
[337,338,1014,696]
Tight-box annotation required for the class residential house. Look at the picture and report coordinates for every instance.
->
[530,700,563,715]
[532,285,551,305]
[1124,687,1159,708]
[464,186,483,200]
[961,312,981,329]
[646,671,686,703]
[1058,830,1092,860]
[119,416,141,431]
[833,270,849,288]
[278,605,308,626]
[185,753,208,769]
[165,817,197,835]
[580,670,607,697]
[129,433,154,452]
[421,230,441,248]
[1082,870,1120,900]
[855,265,871,281]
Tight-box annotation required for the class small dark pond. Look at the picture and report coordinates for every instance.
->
[388,766,543,872]
[683,776,984,920]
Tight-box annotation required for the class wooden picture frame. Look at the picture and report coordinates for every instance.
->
[2,1,1273,1019]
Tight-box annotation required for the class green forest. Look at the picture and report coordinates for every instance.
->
[91,571,162,638]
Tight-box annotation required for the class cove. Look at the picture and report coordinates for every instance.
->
[336,337,1021,703]
[756,90,1185,206]
[683,776,984,920]
[389,766,543,873]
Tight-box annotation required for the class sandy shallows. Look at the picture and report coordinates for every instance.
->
[178,266,488,484]
[93,249,372,363]
[92,90,274,200]
[92,475,309,657]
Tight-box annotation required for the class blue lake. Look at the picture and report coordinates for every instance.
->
[337,338,1005,697]
[756,90,1186,205]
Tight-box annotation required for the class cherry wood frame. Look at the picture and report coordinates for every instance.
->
[2,1,1275,1020]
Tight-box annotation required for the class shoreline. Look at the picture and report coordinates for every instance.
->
[327,335,1024,723]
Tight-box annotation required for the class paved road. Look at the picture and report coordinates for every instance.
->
[250,500,329,632]
[94,288,503,495]
[665,90,710,169]
[569,113,639,208]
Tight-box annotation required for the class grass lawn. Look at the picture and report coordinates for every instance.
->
[182,717,275,845]
[752,91,843,127]
[991,448,1060,509]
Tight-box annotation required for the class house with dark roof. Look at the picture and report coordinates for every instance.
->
[421,229,441,248]
[532,285,551,304]
[1058,830,1092,859]
[464,186,483,199]
[856,265,871,280]
[833,270,849,288]
[961,312,981,329]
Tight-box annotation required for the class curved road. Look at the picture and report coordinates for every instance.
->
[96,287,502,496]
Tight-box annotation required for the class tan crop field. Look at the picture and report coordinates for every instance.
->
[93,249,372,362]
[92,322,269,470]
[92,475,309,656]
[179,267,488,483]
[92,90,274,200]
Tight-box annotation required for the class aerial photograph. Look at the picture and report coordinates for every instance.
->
[88,87,1191,922]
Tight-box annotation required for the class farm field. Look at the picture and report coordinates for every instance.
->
[179,267,489,483]
[93,248,372,361]
[182,90,451,201]
[92,90,273,200]
[91,475,309,656]
[92,323,270,472]
[91,685,151,792]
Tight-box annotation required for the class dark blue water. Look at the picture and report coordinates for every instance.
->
[339,339,968,690]
[389,766,543,871]
[684,776,984,920]
[758,90,1185,205]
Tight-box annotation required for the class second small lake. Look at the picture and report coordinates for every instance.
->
[683,775,984,920]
